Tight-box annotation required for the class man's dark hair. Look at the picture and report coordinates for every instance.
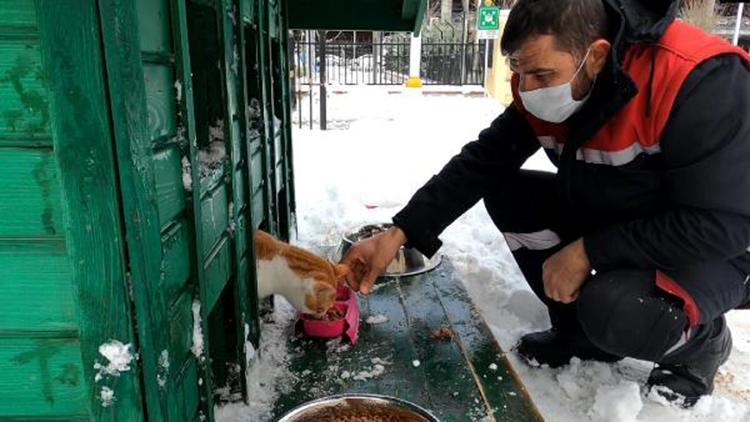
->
[501,0,609,58]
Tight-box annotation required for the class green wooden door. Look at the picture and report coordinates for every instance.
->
[1,1,146,420]
[98,0,265,419]
[97,0,206,420]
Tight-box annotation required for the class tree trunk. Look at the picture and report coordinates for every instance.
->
[441,0,452,22]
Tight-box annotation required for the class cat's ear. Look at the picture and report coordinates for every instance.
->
[333,263,351,281]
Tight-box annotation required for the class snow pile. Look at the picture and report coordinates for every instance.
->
[590,380,643,421]
[100,386,115,407]
[365,314,388,324]
[215,297,298,422]
[198,119,227,176]
[352,363,387,381]
[191,300,204,358]
[181,156,193,192]
[157,349,170,389]
[174,80,183,103]
[94,340,134,382]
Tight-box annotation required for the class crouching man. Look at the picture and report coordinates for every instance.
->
[343,0,750,407]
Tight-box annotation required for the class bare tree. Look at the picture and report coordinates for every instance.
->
[680,0,717,32]
[441,0,453,22]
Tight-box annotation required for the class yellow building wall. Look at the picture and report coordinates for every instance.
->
[485,9,513,107]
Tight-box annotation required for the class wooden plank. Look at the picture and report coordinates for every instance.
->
[432,265,544,421]
[0,40,50,140]
[218,0,255,399]
[143,63,178,142]
[250,149,264,196]
[277,2,297,238]
[0,241,77,333]
[271,260,543,420]
[240,0,255,24]
[0,148,63,237]
[200,182,230,256]
[153,144,187,229]
[399,274,489,421]
[136,0,172,55]
[256,0,277,235]
[357,279,432,403]
[96,0,171,419]
[272,279,432,417]
[164,290,196,373]
[0,1,38,26]
[203,238,232,311]
[36,1,146,419]
[167,357,200,421]
[170,0,218,417]
[159,220,192,305]
[0,338,87,418]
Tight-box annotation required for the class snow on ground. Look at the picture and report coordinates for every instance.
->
[219,86,750,421]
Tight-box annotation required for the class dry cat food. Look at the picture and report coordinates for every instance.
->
[431,327,454,341]
[351,223,392,242]
[311,306,346,321]
[289,402,429,422]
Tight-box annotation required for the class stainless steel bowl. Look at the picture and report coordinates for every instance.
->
[338,223,442,278]
[277,393,440,422]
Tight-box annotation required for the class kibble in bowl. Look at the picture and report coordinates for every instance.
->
[277,394,439,422]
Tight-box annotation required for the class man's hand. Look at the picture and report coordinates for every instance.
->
[542,238,592,304]
[340,226,407,295]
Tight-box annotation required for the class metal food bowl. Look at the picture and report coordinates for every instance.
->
[277,394,440,422]
[339,223,442,278]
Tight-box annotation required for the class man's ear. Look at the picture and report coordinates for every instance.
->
[586,38,611,79]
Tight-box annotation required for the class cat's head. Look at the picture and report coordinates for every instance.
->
[302,262,350,316]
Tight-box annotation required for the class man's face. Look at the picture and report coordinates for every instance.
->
[509,35,606,100]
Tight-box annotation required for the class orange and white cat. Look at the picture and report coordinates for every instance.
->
[255,230,350,316]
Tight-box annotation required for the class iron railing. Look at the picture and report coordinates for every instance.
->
[293,37,487,86]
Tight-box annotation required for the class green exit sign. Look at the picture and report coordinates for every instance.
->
[477,6,501,39]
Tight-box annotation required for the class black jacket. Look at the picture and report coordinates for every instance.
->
[393,0,750,306]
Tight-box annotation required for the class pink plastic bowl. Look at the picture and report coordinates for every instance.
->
[299,285,360,344]
[336,285,351,301]
[300,303,348,338]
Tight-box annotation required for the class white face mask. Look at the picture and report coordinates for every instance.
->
[519,48,593,123]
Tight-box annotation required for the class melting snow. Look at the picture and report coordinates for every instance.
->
[94,340,133,382]
[192,300,204,358]
[365,314,388,325]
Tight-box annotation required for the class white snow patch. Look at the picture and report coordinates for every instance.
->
[191,300,204,358]
[157,349,170,389]
[215,297,298,422]
[365,314,388,325]
[198,119,227,176]
[590,380,643,422]
[352,364,386,381]
[100,386,115,407]
[245,323,256,364]
[94,340,133,382]
[181,156,193,192]
[174,80,183,102]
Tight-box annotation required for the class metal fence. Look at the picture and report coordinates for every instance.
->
[294,37,487,86]
[421,42,487,86]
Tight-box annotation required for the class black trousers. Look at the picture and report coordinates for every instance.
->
[484,170,750,362]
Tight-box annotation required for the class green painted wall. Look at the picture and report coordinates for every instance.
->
[0,0,297,419]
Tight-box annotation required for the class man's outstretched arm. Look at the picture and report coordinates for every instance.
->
[393,104,541,257]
